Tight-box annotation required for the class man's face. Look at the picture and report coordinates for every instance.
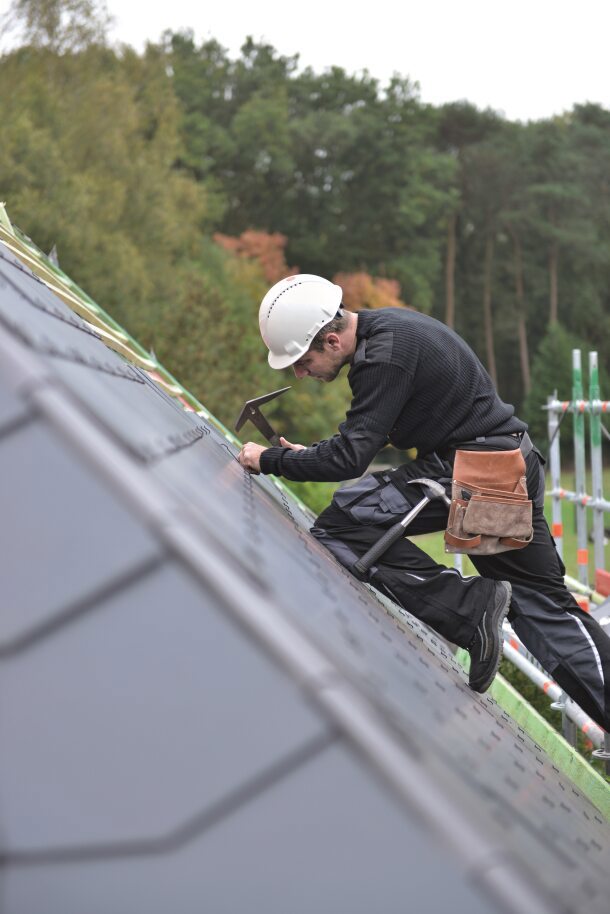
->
[292,344,345,382]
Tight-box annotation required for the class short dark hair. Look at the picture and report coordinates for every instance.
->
[309,309,348,352]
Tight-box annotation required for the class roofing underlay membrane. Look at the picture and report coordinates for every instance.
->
[0,236,609,914]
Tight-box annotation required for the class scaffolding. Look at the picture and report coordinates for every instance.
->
[546,350,610,585]
[506,349,610,766]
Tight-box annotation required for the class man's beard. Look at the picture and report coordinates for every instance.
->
[313,354,345,382]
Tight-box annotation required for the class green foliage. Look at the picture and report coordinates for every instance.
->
[282,479,340,518]
[168,38,458,312]
[498,659,561,726]
[0,37,209,348]
[522,323,589,446]
[2,10,610,456]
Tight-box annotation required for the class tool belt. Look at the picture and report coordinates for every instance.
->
[444,440,533,556]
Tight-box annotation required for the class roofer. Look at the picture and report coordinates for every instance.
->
[238,274,610,731]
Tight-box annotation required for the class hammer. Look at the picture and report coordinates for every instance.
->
[353,478,451,575]
[235,386,291,445]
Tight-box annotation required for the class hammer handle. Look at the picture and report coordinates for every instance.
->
[353,521,408,575]
[353,494,431,575]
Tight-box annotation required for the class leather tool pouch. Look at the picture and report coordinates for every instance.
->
[444,448,533,555]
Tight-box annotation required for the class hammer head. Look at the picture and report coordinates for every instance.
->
[235,386,291,445]
[407,477,451,506]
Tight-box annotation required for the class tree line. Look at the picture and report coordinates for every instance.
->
[1,0,609,451]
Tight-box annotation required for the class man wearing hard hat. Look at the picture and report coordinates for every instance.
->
[239,274,610,733]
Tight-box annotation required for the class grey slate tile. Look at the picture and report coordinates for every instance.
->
[0,379,29,433]
[42,359,209,460]
[3,742,496,914]
[0,419,161,649]
[0,562,329,851]
[1,236,609,914]
[0,246,208,461]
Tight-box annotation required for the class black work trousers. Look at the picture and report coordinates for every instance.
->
[311,449,610,732]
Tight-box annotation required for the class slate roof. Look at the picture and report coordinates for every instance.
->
[1,235,609,914]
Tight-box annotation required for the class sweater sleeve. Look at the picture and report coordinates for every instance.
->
[259,362,412,482]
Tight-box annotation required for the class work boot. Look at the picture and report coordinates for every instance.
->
[467,581,512,693]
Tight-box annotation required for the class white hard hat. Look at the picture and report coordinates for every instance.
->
[259,274,343,369]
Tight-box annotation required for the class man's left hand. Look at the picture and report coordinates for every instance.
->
[238,442,266,474]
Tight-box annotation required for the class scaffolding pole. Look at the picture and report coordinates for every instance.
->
[572,350,589,586]
[589,352,606,573]
[547,392,564,560]
[502,638,605,750]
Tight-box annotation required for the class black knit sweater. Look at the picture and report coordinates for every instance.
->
[259,308,526,482]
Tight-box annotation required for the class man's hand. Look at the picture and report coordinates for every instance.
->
[238,442,266,474]
[238,437,306,474]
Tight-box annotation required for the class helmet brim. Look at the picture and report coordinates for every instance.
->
[268,350,301,370]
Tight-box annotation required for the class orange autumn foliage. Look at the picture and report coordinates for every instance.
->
[333,272,408,311]
[214,230,298,285]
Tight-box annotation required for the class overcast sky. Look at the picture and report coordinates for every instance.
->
[97,0,610,122]
[0,0,607,121]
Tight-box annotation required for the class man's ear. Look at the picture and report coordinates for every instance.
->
[325,332,341,351]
